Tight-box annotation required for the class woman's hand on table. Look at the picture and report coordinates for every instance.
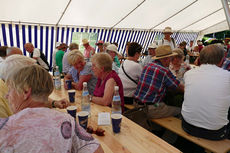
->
[54,99,70,109]
[71,82,82,90]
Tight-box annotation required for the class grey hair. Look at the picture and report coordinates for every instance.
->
[0,55,36,80]
[200,44,224,65]
[91,53,112,72]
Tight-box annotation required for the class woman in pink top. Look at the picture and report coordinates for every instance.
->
[91,53,124,112]
[0,65,103,153]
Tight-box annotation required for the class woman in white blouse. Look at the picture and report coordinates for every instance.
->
[118,42,142,104]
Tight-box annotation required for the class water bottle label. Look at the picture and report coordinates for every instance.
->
[54,71,60,76]
[54,79,61,88]
[82,91,89,96]
[113,96,120,101]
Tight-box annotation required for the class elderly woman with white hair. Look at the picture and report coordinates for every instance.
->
[106,44,120,73]
[141,42,157,67]
[169,48,191,83]
[64,50,97,94]
[90,53,124,111]
[0,55,69,118]
[0,65,104,153]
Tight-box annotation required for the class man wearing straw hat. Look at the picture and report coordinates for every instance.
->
[134,45,184,119]
[158,27,176,49]
[82,38,95,60]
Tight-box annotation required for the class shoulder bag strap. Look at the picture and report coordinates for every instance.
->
[172,38,176,48]
[121,64,138,84]
[39,50,50,70]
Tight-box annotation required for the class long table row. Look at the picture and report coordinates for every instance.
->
[49,86,181,153]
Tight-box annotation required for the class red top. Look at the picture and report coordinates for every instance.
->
[198,45,203,52]
[93,70,124,112]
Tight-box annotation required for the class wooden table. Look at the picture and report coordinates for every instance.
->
[50,87,181,153]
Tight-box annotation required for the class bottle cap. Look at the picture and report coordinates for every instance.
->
[114,86,119,91]
[83,82,87,87]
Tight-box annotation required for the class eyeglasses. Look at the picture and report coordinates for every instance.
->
[86,126,105,136]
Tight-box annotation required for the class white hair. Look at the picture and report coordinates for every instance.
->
[0,55,36,80]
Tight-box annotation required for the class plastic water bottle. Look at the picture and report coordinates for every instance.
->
[185,54,190,64]
[54,66,61,90]
[112,86,121,114]
[81,82,91,115]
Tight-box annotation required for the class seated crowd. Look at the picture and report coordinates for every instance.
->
[0,26,230,152]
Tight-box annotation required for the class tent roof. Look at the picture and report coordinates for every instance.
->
[0,0,229,34]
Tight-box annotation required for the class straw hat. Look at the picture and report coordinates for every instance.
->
[106,44,120,55]
[163,27,173,34]
[82,39,89,45]
[148,42,158,49]
[172,48,184,57]
[153,45,177,60]
[103,42,110,48]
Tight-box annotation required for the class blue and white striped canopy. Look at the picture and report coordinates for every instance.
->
[0,23,198,66]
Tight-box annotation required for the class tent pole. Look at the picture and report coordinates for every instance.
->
[221,0,230,30]
[0,20,55,26]
[54,25,58,47]
[150,0,198,30]
[56,0,72,26]
[178,8,222,32]
[111,0,146,28]
[55,0,72,46]
[199,20,226,34]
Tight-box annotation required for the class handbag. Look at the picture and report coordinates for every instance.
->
[123,105,151,130]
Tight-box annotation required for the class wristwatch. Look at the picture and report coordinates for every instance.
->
[52,100,56,108]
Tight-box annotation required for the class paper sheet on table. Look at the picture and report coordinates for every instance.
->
[98,112,111,125]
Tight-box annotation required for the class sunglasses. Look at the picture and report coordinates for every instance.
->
[86,126,105,136]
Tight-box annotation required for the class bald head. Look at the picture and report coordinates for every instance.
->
[24,43,34,53]
[7,47,23,56]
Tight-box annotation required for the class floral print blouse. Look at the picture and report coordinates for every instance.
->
[0,107,99,153]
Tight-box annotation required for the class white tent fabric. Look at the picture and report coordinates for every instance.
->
[0,0,229,34]
[201,20,228,35]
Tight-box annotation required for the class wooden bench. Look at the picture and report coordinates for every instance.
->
[152,117,230,153]
[124,104,135,110]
